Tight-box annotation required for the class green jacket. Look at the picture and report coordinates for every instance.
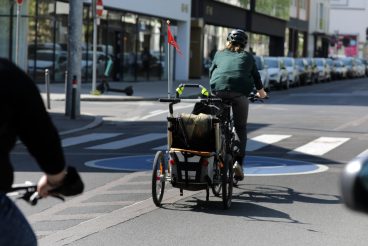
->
[209,49,263,96]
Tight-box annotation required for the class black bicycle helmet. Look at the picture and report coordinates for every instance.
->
[227,29,248,46]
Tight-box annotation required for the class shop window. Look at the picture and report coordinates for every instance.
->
[255,0,290,20]
[215,0,250,9]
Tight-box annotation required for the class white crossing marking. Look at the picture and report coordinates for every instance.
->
[357,149,368,158]
[62,133,122,147]
[246,134,292,151]
[152,145,167,151]
[87,133,166,150]
[288,137,350,156]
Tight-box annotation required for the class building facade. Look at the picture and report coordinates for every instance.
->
[307,0,331,57]
[329,0,368,58]
[286,0,310,57]
[0,0,191,83]
[190,0,290,78]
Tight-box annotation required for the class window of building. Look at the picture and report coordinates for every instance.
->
[0,0,12,58]
[255,0,290,20]
[319,3,324,30]
[202,24,232,76]
[215,0,250,9]
[249,33,270,56]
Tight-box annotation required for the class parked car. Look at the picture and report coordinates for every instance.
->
[295,58,313,85]
[314,58,331,82]
[341,57,359,78]
[254,55,270,91]
[263,57,289,89]
[358,58,368,76]
[305,57,319,83]
[327,59,348,79]
[282,57,300,87]
[354,58,366,77]
[28,49,67,82]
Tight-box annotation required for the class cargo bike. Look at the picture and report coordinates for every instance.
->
[151,84,236,209]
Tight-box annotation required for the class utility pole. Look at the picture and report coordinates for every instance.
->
[65,0,83,117]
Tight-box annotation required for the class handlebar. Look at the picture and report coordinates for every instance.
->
[7,166,84,206]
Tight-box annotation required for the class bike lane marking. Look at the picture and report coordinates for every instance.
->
[85,155,328,176]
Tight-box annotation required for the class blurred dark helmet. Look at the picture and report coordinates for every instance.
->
[227,29,248,47]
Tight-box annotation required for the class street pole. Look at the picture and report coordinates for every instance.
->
[15,3,20,65]
[167,20,171,99]
[65,1,83,117]
[92,0,97,94]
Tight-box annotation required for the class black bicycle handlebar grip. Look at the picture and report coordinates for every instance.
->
[159,98,180,103]
[51,166,84,196]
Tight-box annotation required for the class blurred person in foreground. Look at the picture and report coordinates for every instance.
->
[0,58,83,245]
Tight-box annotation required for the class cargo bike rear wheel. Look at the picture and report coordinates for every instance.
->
[152,151,166,207]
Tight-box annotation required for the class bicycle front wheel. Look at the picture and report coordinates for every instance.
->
[152,151,166,207]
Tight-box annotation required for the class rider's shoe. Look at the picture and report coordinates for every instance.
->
[233,161,244,181]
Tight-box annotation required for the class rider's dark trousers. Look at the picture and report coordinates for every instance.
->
[213,91,249,165]
[0,193,37,246]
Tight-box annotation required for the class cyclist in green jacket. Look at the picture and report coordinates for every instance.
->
[209,29,267,181]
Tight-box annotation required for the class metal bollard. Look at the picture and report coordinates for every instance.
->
[64,70,68,97]
[70,75,77,119]
[45,69,51,109]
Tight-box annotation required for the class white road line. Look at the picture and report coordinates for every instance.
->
[288,137,350,156]
[62,133,122,147]
[152,144,167,150]
[357,149,368,158]
[139,104,193,120]
[246,134,292,151]
[87,133,166,150]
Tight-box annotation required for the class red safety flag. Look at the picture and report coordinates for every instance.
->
[167,23,183,57]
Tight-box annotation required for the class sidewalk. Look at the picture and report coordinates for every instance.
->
[38,79,210,102]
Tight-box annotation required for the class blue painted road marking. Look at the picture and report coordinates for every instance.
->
[85,155,328,176]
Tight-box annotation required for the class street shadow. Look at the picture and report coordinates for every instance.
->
[160,184,340,224]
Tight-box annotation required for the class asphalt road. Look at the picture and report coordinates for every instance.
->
[11,78,368,246]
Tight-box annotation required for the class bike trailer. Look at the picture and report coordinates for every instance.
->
[167,112,221,190]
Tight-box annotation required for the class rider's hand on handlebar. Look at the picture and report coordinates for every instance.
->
[37,168,67,197]
[256,88,267,99]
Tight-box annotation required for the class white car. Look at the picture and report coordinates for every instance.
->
[254,55,270,91]
[314,58,331,82]
[281,57,300,87]
[28,49,67,82]
[263,57,289,89]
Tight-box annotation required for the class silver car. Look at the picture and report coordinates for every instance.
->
[263,57,289,89]
[254,55,270,91]
[281,57,300,87]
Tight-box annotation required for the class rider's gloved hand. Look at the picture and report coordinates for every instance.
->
[37,168,67,197]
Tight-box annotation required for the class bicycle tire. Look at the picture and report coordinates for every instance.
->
[152,151,166,207]
[222,154,233,209]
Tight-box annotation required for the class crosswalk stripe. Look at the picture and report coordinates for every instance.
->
[288,137,350,156]
[87,133,166,150]
[246,134,292,151]
[357,149,368,158]
[62,133,122,147]
[152,145,167,151]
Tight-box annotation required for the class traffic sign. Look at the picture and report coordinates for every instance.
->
[16,0,23,5]
[96,0,103,17]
